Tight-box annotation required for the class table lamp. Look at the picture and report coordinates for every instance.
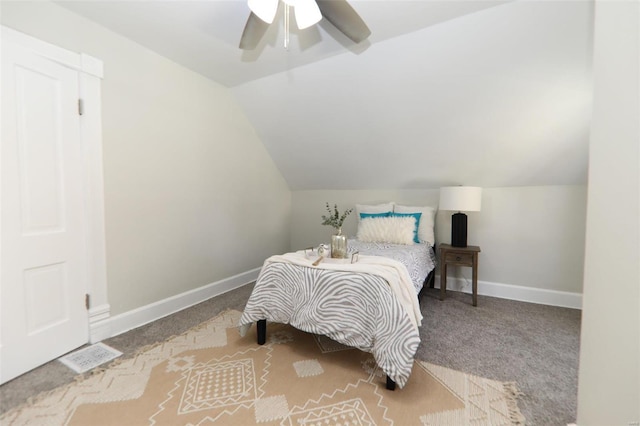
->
[439,186,482,247]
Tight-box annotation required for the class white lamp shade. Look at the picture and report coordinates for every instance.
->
[439,186,482,212]
[293,0,322,29]
[248,0,279,24]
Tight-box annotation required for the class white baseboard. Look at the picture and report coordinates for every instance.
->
[88,303,112,343]
[103,268,260,340]
[435,275,582,309]
[94,268,579,343]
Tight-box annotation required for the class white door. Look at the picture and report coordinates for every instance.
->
[1,38,89,384]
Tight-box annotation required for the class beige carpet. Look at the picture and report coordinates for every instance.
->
[2,310,525,425]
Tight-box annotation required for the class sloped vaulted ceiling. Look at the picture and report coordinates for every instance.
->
[232,1,593,190]
[57,0,593,190]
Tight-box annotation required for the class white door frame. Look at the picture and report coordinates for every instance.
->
[1,26,110,343]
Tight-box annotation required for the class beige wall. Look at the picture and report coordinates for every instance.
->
[291,185,587,295]
[1,1,291,315]
[291,189,439,249]
[471,186,586,294]
[577,0,640,423]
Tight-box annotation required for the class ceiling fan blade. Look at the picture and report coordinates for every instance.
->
[239,12,270,50]
[316,0,371,43]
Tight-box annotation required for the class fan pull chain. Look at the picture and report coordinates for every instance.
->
[284,3,290,50]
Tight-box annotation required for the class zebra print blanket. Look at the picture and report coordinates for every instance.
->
[239,256,421,388]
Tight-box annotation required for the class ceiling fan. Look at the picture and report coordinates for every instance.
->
[239,0,371,50]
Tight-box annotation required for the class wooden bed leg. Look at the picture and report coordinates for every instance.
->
[257,320,266,345]
[386,376,396,391]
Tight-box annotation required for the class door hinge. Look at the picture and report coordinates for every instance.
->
[85,294,90,310]
[78,98,84,116]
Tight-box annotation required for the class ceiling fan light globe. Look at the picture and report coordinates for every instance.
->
[293,0,322,29]
[248,0,279,24]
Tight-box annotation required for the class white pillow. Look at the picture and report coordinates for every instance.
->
[356,216,416,245]
[393,205,436,245]
[356,202,394,221]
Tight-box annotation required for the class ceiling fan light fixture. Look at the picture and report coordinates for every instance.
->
[248,0,279,24]
[240,0,370,50]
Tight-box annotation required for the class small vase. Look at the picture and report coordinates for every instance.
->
[331,228,348,259]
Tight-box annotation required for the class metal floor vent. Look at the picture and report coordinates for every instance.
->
[58,342,123,374]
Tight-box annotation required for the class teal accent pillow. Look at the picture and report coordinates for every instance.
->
[391,212,422,243]
[359,211,391,220]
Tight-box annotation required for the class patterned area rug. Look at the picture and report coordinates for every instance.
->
[2,310,525,425]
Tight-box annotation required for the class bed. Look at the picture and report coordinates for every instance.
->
[348,238,436,294]
[238,203,436,389]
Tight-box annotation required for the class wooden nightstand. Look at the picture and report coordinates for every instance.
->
[439,243,481,306]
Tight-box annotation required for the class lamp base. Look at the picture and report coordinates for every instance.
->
[451,212,468,247]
